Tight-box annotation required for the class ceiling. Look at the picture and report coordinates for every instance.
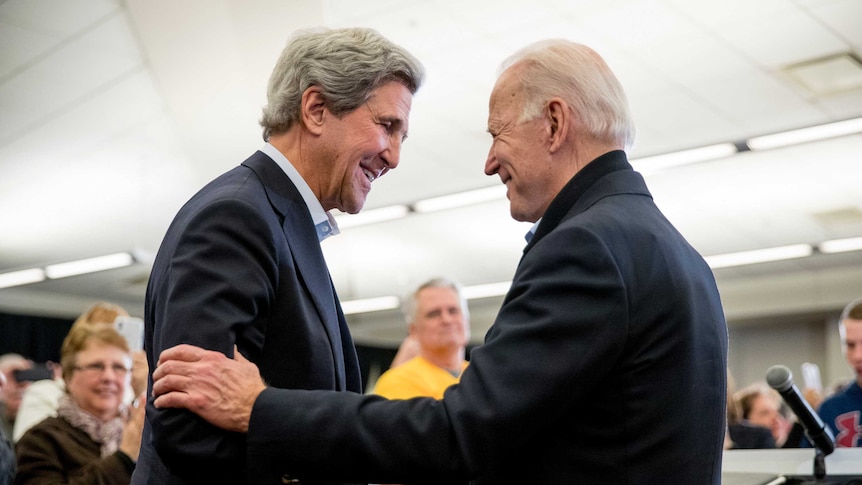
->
[1,0,861,346]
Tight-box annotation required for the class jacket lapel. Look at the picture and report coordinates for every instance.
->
[242,152,347,389]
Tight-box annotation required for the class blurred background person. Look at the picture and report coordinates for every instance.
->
[373,278,470,400]
[817,296,862,447]
[14,325,145,484]
[726,370,775,449]
[12,302,146,442]
[0,371,15,485]
[735,383,790,447]
[0,354,32,443]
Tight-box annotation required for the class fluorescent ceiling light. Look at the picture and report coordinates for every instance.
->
[0,268,46,289]
[819,236,862,254]
[462,281,512,300]
[413,186,506,213]
[704,244,813,269]
[630,143,737,175]
[747,117,862,151]
[340,296,401,315]
[334,205,409,229]
[45,252,135,279]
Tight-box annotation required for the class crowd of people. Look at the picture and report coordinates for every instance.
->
[0,302,147,484]
[0,24,860,485]
[724,297,862,451]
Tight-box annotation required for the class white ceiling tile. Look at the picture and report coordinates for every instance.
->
[712,8,848,68]
[0,0,119,36]
[635,32,753,86]
[812,89,862,119]
[685,67,825,128]
[0,20,60,79]
[577,0,701,52]
[804,0,862,50]
[325,3,484,57]
[665,0,794,31]
[629,90,738,148]
[437,0,555,36]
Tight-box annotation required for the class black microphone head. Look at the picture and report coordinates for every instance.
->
[766,365,793,392]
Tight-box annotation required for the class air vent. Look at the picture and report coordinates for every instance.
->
[785,52,862,96]
[811,207,862,229]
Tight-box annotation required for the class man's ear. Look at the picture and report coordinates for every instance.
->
[301,86,327,135]
[407,322,417,337]
[546,98,570,153]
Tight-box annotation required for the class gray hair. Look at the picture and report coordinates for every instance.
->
[401,277,470,325]
[260,27,425,140]
[0,353,28,373]
[499,39,636,150]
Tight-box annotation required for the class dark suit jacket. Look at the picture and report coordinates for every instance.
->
[243,150,728,485]
[131,151,362,485]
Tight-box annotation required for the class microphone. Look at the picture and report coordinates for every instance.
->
[766,365,835,455]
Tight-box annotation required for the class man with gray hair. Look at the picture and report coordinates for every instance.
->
[373,278,470,400]
[0,353,31,442]
[132,27,424,485]
[817,297,862,447]
[151,39,727,484]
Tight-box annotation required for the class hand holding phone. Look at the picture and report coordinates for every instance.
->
[115,316,144,352]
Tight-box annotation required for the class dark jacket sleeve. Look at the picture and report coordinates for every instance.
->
[245,225,629,483]
[145,197,278,478]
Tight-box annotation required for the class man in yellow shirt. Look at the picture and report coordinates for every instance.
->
[373,278,470,400]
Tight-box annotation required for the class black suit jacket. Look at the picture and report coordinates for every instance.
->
[253,151,728,484]
[131,151,362,485]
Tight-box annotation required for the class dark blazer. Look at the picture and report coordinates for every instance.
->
[245,151,729,484]
[131,151,362,485]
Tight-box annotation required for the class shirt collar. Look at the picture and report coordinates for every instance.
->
[260,143,340,242]
[526,218,541,243]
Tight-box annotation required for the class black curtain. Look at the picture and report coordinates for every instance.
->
[0,312,73,364]
[1,312,454,390]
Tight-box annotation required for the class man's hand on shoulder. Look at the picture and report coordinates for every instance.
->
[153,344,266,433]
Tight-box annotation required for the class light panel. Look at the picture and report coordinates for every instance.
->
[334,205,410,229]
[0,268,46,289]
[630,143,737,175]
[413,186,506,213]
[340,296,401,315]
[747,118,862,151]
[462,281,512,300]
[704,244,813,269]
[819,236,862,254]
[45,252,134,279]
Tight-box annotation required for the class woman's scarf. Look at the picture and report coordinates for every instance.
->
[57,394,123,457]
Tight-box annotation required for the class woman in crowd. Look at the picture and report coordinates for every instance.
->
[14,324,144,484]
[12,302,147,442]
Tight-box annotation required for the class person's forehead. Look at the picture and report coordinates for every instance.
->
[367,82,412,108]
[844,319,862,337]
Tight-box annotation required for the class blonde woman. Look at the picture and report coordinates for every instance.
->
[13,302,147,442]
[14,325,145,484]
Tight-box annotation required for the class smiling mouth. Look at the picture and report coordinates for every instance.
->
[362,168,377,183]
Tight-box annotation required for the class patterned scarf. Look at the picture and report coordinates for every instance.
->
[57,394,123,457]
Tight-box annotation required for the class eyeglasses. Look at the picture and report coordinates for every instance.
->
[73,362,130,376]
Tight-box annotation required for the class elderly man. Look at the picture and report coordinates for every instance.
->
[0,354,31,442]
[373,278,470,400]
[152,39,728,484]
[131,27,423,485]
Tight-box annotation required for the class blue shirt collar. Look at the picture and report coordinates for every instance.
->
[260,143,339,242]
[525,218,541,243]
